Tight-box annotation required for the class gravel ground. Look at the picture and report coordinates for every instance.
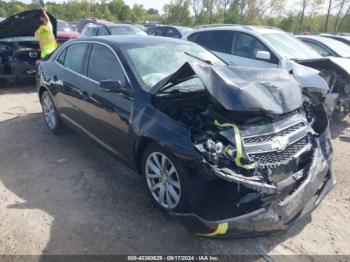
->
[0,85,349,257]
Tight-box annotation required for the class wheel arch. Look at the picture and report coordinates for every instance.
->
[38,85,49,100]
[134,136,155,175]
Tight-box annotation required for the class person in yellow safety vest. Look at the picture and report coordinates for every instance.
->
[34,6,57,59]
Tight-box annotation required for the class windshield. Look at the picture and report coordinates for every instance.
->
[125,42,224,90]
[58,21,73,32]
[109,26,147,36]
[263,33,321,60]
[320,37,350,58]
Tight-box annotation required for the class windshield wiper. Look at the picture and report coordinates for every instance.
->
[184,51,213,65]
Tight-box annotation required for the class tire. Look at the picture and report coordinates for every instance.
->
[141,142,207,212]
[40,91,65,134]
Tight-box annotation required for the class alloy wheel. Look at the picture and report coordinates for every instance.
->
[145,152,181,209]
[42,93,57,130]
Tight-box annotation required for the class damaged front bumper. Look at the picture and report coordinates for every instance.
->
[171,134,335,238]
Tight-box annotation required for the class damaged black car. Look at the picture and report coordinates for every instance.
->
[0,10,56,86]
[36,36,335,237]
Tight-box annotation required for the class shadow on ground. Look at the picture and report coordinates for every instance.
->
[330,117,350,142]
[0,112,313,257]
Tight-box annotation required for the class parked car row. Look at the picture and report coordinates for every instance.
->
[183,26,350,120]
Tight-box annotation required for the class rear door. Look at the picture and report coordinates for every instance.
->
[77,43,133,159]
[52,42,91,126]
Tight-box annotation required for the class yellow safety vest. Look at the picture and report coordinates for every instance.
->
[35,24,57,58]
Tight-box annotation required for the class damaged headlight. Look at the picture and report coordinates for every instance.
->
[199,138,232,165]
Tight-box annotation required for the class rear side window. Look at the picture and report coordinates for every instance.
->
[197,30,234,54]
[87,44,124,82]
[57,48,67,65]
[167,28,181,38]
[151,27,166,36]
[63,43,89,74]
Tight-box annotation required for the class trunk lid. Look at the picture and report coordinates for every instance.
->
[0,10,57,39]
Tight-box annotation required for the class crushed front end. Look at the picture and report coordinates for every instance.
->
[152,62,335,237]
[173,113,334,237]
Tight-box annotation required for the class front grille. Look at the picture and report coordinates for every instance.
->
[244,122,305,144]
[248,136,309,165]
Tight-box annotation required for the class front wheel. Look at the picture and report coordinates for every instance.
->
[141,143,207,212]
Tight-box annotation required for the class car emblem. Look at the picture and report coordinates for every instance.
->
[271,136,289,152]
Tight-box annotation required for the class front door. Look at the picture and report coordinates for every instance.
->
[77,43,133,159]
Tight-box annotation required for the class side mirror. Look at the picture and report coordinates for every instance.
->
[256,50,271,61]
[99,79,131,96]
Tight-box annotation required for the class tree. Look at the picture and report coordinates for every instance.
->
[189,0,204,23]
[147,8,159,15]
[163,0,192,25]
[203,0,217,23]
[334,0,350,32]
[324,0,333,31]
[129,4,147,23]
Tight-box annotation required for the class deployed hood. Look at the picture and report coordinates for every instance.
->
[0,10,57,39]
[151,62,303,115]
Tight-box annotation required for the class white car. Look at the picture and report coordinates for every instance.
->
[184,25,350,120]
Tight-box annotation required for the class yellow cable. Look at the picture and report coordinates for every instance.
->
[214,120,257,170]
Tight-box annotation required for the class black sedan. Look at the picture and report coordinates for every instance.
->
[36,36,334,237]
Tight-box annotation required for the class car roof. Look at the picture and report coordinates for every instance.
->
[321,34,350,40]
[75,35,188,47]
[297,35,328,42]
[152,25,192,30]
[190,25,283,35]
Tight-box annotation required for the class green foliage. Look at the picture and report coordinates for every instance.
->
[0,0,349,33]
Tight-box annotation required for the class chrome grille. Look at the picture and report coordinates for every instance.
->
[244,122,305,144]
[248,136,309,165]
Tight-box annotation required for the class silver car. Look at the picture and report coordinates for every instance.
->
[184,25,350,120]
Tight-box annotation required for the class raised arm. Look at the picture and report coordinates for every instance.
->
[42,6,50,24]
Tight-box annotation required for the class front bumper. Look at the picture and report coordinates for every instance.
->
[172,135,335,238]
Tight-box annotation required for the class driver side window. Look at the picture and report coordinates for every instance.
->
[232,32,269,59]
[87,44,125,83]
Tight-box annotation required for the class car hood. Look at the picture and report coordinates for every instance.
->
[0,10,57,39]
[150,62,303,115]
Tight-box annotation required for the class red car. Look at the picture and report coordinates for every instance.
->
[57,20,79,44]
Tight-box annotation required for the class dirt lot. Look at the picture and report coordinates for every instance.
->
[0,85,350,257]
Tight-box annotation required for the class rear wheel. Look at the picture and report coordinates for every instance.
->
[41,91,65,134]
[141,143,207,212]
